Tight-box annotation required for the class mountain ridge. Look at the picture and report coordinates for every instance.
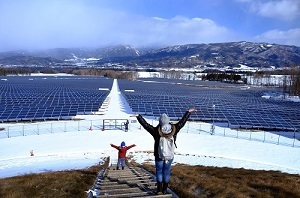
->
[0,41,299,68]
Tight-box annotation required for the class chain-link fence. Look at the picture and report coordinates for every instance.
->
[180,121,300,148]
[0,119,103,138]
[1,119,299,148]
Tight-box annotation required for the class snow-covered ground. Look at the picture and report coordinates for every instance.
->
[0,79,299,179]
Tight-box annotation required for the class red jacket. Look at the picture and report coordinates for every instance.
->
[110,144,136,158]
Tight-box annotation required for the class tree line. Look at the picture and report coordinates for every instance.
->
[287,67,300,96]
[70,68,137,80]
[0,67,137,80]
[0,68,31,76]
[201,72,243,83]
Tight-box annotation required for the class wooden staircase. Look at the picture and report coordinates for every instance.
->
[87,164,177,198]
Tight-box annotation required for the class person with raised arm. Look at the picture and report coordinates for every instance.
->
[110,141,136,170]
[135,108,197,195]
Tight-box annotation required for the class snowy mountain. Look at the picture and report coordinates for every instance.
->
[139,42,300,68]
[1,42,300,68]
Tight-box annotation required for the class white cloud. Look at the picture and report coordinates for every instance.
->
[246,0,300,21]
[255,28,300,46]
[0,0,234,51]
[132,16,232,46]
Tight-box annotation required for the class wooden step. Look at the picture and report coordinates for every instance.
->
[87,163,177,198]
[98,191,154,197]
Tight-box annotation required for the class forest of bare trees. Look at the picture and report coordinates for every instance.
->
[0,67,137,80]
[69,68,137,80]
[246,68,300,96]
[0,68,31,76]
[287,67,300,96]
[201,73,243,83]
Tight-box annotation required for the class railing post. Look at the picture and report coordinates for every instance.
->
[37,124,39,135]
[263,131,266,143]
[102,119,105,131]
[51,123,53,133]
[7,126,10,138]
[293,129,296,147]
[22,125,25,136]
[199,123,201,134]
[277,135,280,145]
[250,131,252,140]
[78,120,80,131]
[64,122,66,132]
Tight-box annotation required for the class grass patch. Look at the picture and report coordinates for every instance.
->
[1,157,299,198]
[0,158,109,198]
[134,162,300,198]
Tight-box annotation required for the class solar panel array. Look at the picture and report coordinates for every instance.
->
[0,76,112,122]
[118,78,300,131]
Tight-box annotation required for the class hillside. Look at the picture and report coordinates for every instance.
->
[0,55,62,66]
[0,42,299,68]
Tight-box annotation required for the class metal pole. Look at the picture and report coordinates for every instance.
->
[22,125,25,136]
[294,129,296,139]
[37,124,39,135]
[293,129,296,147]
[199,123,201,134]
[7,126,10,138]
[51,123,53,133]
[64,122,66,132]
[102,119,105,131]
[211,105,215,135]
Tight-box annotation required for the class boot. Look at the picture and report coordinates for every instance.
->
[162,182,168,194]
[155,182,163,195]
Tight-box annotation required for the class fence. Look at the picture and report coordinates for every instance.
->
[0,119,103,139]
[181,121,300,148]
[0,119,299,148]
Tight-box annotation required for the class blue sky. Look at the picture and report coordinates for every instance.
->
[0,0,299,51]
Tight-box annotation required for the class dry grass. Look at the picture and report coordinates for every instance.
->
[136,162,300,198]
[1,157,299,198]
[0,159,109,198]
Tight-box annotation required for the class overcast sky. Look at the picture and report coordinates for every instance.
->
[0,0,299,52]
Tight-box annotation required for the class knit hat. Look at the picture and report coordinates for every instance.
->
[159,113,172,134]
[121,141,125,147]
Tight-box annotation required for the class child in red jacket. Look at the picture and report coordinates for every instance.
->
[110,141,136,170]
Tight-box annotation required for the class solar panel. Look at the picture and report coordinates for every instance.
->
[118,79,300,131]
[0,76,113,122]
